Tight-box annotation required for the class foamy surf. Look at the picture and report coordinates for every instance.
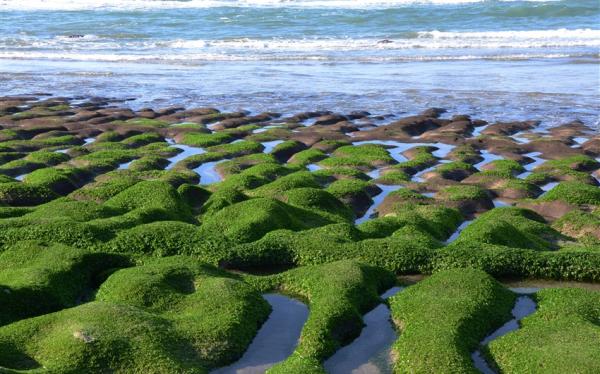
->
[1,0,598,129]
[0,50,593,63]
[2,29,599,51]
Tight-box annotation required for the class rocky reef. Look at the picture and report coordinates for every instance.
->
[0,95,598,373]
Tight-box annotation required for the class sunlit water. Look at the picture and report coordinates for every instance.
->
[1,0,598,127]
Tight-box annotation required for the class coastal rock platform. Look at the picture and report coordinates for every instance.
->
[0,95,598,373]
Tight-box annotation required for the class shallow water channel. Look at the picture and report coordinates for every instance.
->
[355,185,402,225]
[211,294,308,374]
[471,290,538,374]
[324,286,404,374]
[164,139,206,170]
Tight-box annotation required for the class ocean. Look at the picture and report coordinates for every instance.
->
[0,0,599,128]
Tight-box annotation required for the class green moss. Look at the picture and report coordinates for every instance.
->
[69,174,140,202]
[312,167,370,182]
[454,207,561,250]
[359,205,462,241]
[392,147,437,174]
[0,182,57,206]
[436,161,476,173]
[216,153,278,176]
[0,241,129,326]
[326,179,371,198]
[289,148,327,165]
[448,144,480,163]
[530,155,599,184]
[123,117,169,127]
[376,170,410,184]
[432,243,600,281]
[121,132,164,147]
[540,181,600,205]
[438,185,489,202]
[389,269,515,373]
[104,180,194,222]
[107,221,202,257]
[95,131,123,142]
[538,155,599,172]
[24,197,121,222]
[177,183,211,210]
[200,187,248,217]
[198,197,332,255]
[22,167,87,194]
[0,256,270,373]
[181,132,233,147]
[499,178,540,195]
[320,144,395,170]
[381,188,433,212]
[249,171,321,198]
[553,210,600,242]
[272,140,304,154]
[170,122,207,130]
[26,150,70,165]
[128,155,169,171]
[283,187,353,222]
[486,288,600,373]
[479,159,524,178]
[206,140,263,158]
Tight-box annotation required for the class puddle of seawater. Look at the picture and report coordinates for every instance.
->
[194,160,227,185]
[83,137,95,145]
[411,164,437,183]
[444,220,473,244]
[355,185,402,225]
[262,140,285,154]
[211,294,308,374]
[367,168,381,179]
[473,150,504,171]
[165,139,206,170]
[15,174,27,181]
[307,164,322,172]
[540,181,559,192]
[252,125,282,134]
[117,160,134,170]
[511,132,532,144]
[492,199,511,208]
[324,286,404,374]
[571,137,588,148]
[471,294,537,374]
[471,124,489,137]
[516,152,546,179]
[522,152,545,171]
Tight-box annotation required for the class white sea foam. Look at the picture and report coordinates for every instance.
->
[2,29,599,51]
[0,50,592,62]
[0,0,563,11]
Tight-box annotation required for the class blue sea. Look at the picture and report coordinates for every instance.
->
[0,0,599,127]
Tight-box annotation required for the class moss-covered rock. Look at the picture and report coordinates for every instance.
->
[0,256,270,373]
[389,269,515,373]
[0,241,129,326]
[485,288,600,374]
[540,181,600,205]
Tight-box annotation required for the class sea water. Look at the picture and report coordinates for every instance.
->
[0,0,598,128]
